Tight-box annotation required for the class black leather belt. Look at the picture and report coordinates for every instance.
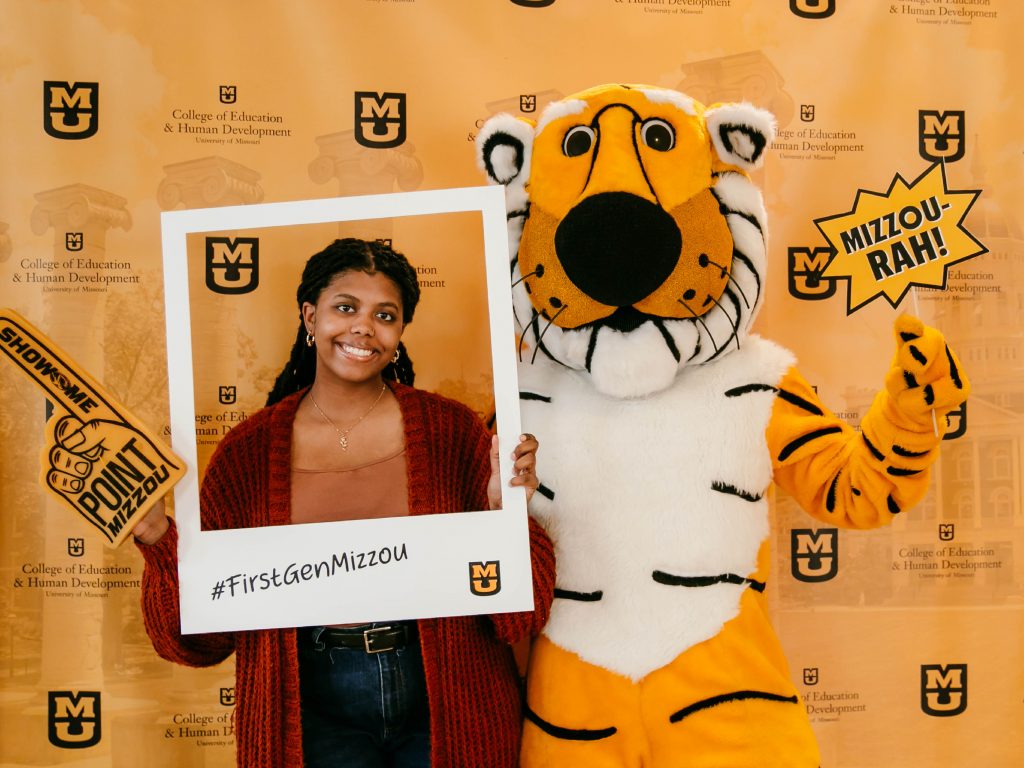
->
[317,624,414,654]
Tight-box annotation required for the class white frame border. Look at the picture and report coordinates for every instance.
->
[161,186,530,634]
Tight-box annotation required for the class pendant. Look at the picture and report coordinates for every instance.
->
[339,434,349,450]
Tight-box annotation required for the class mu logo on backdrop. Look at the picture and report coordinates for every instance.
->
[44,81,99,140]
[788,246,837,300]
[790,0,836,19]
[944,401,968,440]
[354,91,407,149]
[791,528,839,582]
[48,691,101,749]
[205,237,259,295]
[921,664,968,717]
[65,232,84,252]
[919,110,966,163]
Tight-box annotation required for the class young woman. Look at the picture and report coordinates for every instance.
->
[133,238,556,768]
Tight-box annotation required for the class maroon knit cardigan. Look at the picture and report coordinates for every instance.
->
[138,384,556,768]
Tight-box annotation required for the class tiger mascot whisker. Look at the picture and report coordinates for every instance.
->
[477,83,969,767]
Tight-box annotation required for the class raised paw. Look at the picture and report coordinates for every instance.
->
[884,314,970,425]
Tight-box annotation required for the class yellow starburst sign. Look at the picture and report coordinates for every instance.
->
[814,163,986,313]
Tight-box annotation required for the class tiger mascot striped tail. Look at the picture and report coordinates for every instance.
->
[477,83,969,768]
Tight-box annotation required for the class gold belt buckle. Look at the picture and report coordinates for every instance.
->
[363,626,393,654]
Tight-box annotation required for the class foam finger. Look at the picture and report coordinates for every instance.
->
[47,468,84,493]
[48,446,91,478]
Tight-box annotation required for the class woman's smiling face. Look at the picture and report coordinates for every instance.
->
[301,269,405,386]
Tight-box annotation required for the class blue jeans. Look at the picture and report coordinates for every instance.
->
[298,624,431,768]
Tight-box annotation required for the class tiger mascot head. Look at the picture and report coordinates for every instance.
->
[476,83,776,398]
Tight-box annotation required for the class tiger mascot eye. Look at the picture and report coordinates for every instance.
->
[477,83,970,768]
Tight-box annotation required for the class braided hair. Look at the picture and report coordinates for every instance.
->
[265,238,420,406]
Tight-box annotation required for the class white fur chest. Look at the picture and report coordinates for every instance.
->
[522,336,795,680]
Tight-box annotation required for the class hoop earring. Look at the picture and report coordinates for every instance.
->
[305,332,315,347]
[391,348,401,364]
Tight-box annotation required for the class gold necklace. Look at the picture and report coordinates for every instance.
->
[308,383,387,451]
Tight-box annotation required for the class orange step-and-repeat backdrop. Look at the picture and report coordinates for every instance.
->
[1,1,1021,765]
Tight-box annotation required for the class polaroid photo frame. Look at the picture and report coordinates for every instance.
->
[161,186,531,634]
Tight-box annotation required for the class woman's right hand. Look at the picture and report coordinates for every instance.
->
[133,497,170,546]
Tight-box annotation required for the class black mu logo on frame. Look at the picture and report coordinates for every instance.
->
[469,561,501,596]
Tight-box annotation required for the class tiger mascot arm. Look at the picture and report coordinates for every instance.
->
[769,314,969,527]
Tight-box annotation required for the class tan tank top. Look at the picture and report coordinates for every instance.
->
[290,448,409,524]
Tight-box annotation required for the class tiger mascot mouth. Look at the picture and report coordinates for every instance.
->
[477,83,775,398]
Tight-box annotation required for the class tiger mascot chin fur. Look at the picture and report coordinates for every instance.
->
[476,83,970,768]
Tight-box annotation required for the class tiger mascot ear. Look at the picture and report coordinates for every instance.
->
[704,102,776,171]
[476,114,535,215]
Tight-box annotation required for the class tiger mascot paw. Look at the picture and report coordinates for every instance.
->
[883,314,970,432]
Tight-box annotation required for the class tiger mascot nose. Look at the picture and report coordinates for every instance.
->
[555,191,681,307]
[554,104,682,308]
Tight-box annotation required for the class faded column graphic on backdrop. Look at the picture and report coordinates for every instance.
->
[0,310,184,545]
[813,163,987,313]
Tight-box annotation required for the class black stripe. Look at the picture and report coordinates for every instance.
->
[524,705,617,742]
[946,345,963,388]
[537,483,555,501]
[730,209,764,235]
[887,494,901,514]
[653,318,681,362]
[893,444,929,458]
[826,471,839,513]
[851,487,861,496]
[778,426,843,462]
[686,335,702,362]
[887,466,923,477]
[731,249,763,308]
[924,384,935,406]
[908,344,928,366]
[705,288,743,364]
[584,327,599,372]
[710,187,765,241]
[862,433,885,461]
[900,331,920,342]
[670,691,798,724]
[507,206,529,220]
[726,383,777,397]
[519,391,551,403]
[652,571,766,593]
[711,481,762,503]
[554,588,603,602]
[777,389,824,416]
[903,370,919,389]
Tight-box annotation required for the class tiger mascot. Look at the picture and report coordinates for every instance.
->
[476,83,970,767]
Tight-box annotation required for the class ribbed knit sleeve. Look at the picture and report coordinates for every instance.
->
[136,519,235,666]
[488,515,556,643]
[407,387,556,644]
[136,400,282,668]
